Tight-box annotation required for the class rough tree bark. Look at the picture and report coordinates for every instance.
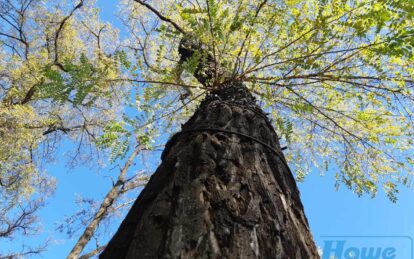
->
[100,80,319,258]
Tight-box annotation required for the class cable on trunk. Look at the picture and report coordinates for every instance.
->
[175,127,288,163]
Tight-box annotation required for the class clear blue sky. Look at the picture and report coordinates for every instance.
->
[1,1,413,258]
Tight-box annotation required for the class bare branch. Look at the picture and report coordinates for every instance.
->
[0,201,41,238]
[78,245,106,259]
[67,145,145,259]
[133,0,185,34]
[0,240,48,259]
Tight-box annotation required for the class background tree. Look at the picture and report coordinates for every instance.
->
[0,1,198,256]
[0,0,145,256]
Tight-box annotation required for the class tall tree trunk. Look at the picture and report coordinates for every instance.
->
[100,81,319,258]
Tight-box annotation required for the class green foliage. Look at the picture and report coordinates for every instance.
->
[40,53,122,106]
[95,121,131,163]
[182,51,202,74]
[274,116,294,144]
[121,0,414,201]
[114,50,132,69]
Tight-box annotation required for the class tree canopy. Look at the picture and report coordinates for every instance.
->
[1,0,414,256]
[120,0,414,202]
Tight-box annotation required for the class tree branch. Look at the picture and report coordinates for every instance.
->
[66,145,144,259]
[78,245,106,259]
[133,0,185,34]
[54,0,84,71]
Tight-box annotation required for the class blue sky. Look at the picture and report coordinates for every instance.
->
[1,1,414,258]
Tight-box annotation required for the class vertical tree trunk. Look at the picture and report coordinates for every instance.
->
[100,81,319,258]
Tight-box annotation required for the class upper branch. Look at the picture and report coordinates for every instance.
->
[54,0,84,71]
[133,0,185,34]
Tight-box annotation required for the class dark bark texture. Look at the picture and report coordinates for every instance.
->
[100,82,319,259]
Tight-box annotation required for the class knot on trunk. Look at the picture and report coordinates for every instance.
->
[178,37,230,88]
[178,37,215,87]
[178,37,201,63]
